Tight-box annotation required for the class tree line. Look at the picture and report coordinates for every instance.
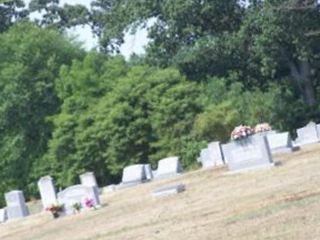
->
[0,0,319,206]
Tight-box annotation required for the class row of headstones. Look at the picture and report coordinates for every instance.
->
[0,172,101,223]
[1,122,318,223]
[198,122,320,172]
[119,156,183,188]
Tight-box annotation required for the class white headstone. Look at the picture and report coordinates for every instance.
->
[267,132,295,154]
[223,136,273,172]
[57,185,100,215]
[5,190,29,220]
[38,176,57,209]
[0,208,7,223]
[143,164,153,180]
[121,164,146,185]
[295,122,319,146]
[198,142,225,168]
[80,172,98,188]
[156,156,183,179]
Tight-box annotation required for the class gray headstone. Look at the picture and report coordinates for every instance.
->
[80,172,100,194]
[38,176,57,209]
[295,122,319,146]
[121,164,146,186]
[152,184,185,198]
[223,136,273,172]
[57,185,100,215]
[0,208,7,223]
[80,172,98,188]
[198,148,213,168]
[143,164,153,180]
[207,141,225,166]
[156,156,183,179]
[5,190,29,220]
[267,132,295,154]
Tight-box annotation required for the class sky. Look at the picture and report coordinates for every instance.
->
[24,0,149,59]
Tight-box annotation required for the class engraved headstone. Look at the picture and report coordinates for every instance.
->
[198,144,224,168]
[57,185,100,215]
[121,164,146,186]
[38,176,57,209]
[0,208,7,223]
[295,122,319,146]
[267,132,296,154]
[80,172,98,188]
[5,190,29,220]
[197,148,213,168]
[223,136,273,172]
[80,172,99,195]
[156,156,183,179]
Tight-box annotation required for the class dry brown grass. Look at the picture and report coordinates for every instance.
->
[1,144,320,240]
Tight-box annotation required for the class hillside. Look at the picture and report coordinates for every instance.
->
[1,143,320,240]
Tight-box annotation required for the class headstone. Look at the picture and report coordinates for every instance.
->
[199,142,225,168]
[267,132,296,154]
[152,184,185,198]
[38,176,57,209]
[121,164,146,187]
[57,185,100,215]
[197,148,213,168]
[223,136,273,172]
[156,156,183,179]
[80,172,98,188]
[295,122,319,146]
[143,164,153,180]
[80,172,100,195]
[0,208,7,223]
[5,190,29,220]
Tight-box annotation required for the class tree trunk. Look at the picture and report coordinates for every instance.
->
[288,59,316,106]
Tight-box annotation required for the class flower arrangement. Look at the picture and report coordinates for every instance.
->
[231,125,253,140]
[254,123,272,133]
[84,198,96,210]
[45,203,63,218]
[72,202,82,213]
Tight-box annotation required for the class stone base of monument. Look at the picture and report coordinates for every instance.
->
[224,162,275,175]
[271,145,300,154]
[152,184,185,198]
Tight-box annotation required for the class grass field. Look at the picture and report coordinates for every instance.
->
[1,144,320,240]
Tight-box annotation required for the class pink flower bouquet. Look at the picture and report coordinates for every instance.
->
[254,123,272,133]
[84,198,96,209]
[231,125,253,140]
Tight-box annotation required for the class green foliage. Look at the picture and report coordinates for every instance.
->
[0,22,83,205]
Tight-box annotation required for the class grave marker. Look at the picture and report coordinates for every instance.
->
[5,190,29,220]
[38,176,57,209]
[223,136,273,172]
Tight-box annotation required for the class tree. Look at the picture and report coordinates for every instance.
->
[239,0,320,106]
[28,0,90,29]
[0,23,84,204]
[0,0,28,33]
[90,0,244,60]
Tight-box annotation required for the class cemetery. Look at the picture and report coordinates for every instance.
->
[0,1,319,239]
[1,122,320,239]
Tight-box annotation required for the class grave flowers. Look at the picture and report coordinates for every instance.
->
[84,198,96,210]
[72,202,82,214]
[231,125,253,141]
[254,123,272,133]
[45,203,63,218]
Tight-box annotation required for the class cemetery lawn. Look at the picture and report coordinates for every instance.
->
[1,144,320,240]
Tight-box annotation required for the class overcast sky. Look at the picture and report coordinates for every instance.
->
[24,0,149,59]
